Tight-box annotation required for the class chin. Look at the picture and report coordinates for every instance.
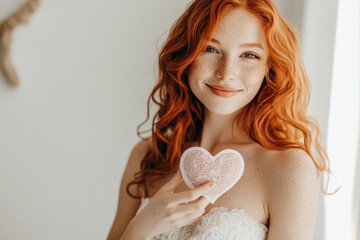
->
[206,106,243,116]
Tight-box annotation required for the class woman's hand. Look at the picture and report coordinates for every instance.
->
[130,170,212,239]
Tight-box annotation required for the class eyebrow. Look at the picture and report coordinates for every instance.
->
[209,38,265,50]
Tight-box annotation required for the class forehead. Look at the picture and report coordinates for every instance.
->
[212,8,266,45]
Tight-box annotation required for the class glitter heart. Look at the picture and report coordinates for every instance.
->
[179,147,245,204]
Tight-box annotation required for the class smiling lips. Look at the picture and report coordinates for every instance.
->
[206,84,241,97]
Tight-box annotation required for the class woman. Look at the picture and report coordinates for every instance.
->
[108,0,330,239]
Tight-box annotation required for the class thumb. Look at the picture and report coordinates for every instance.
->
[157,170,183,194]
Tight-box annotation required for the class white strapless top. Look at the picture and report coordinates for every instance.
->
[136,198,268,240]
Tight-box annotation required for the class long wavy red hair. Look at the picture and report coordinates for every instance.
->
[127,0,331,198]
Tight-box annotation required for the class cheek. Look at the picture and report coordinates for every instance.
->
[241,64,266,86]
[188,60,203,93]
[189,57,216,80]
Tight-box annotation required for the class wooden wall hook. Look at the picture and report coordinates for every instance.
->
[0,0,40,87]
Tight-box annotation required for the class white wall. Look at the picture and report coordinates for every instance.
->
[273,0,304,34]
[326,0,360,239]
[0,1,190,239]
[301,0,339,239]
[0,0,337,239]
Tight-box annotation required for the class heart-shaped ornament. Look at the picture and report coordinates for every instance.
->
[179,147,245,204]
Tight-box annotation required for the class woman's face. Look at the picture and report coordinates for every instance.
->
[188,8,269,115]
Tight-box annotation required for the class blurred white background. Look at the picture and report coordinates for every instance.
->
[0,0,358,239]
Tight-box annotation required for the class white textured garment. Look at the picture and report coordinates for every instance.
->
[135,198,268,240]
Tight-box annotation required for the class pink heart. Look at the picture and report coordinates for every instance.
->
[179,147,245,204]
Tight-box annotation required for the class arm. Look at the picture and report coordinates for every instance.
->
[107,139,151,240]
[266,150,318,240]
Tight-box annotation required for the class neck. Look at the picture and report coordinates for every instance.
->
[199,109,253,151]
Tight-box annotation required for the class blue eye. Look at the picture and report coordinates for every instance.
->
[205,46,218,53]
[242,53,259,59]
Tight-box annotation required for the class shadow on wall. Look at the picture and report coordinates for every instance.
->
[356,125,360,239]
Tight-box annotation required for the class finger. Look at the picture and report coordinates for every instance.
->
[167,213,203,229]
[157,170,183,194]
[176,210,205,227]
[173,196,210,215]
[169,181,213,205]
[185,209,206,220]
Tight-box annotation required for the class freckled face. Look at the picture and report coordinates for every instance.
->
[188,8,269,115]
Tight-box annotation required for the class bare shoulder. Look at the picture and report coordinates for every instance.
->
[131,137,152,157]
[121,138,151,181]
[263,148,317,187]
[261,148,318,239]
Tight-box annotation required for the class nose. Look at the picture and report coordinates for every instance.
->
[215,56,238,81]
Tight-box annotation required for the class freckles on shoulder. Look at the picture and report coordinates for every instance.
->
[263,148,318,194]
